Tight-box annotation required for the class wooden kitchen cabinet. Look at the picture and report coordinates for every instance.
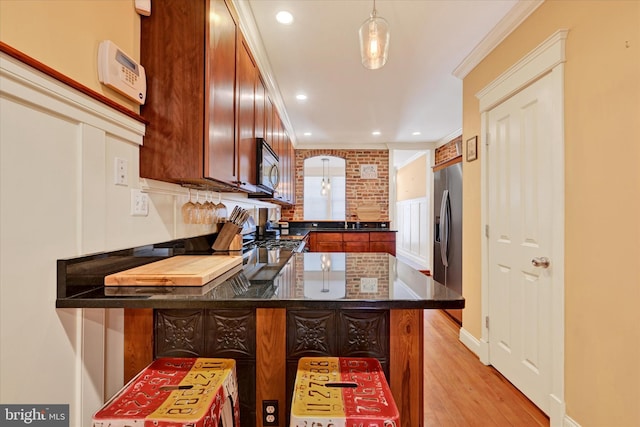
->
[140,0,255,191]
[314,232,344,252]
[255,76,266,139]
[236,35,257,190]
[343,232,369,252]
[207,0,238,185]
[265,96,274,150]
[288,140,296,203]
[277,131,292,203]
[309,231,396,255]
[370,231,396,256]
[258,92,295,204]
[139,0,208,184]
[284,135,294,203]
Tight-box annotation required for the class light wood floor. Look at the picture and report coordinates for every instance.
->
[423,310,550,426]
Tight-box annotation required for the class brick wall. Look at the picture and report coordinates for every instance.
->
[345,253,390,299]
[281,149,389,221]
[290,253,390,299]
[434,135,462,165]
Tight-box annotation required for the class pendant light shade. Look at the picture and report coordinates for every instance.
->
[359,0,390,70]
[320,158,331,196]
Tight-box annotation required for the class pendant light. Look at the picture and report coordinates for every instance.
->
[358,0,390,70]
[320,158,331,196]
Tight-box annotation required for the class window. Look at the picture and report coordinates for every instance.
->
[303,156,346,220]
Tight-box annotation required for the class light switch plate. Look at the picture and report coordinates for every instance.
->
[114,157,128,186]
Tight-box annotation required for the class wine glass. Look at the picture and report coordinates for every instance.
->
[193,191,205,224]
[202,192,214,225]
[215,194,227,223]
[181,189,195,224]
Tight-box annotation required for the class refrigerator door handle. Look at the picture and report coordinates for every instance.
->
[439,190,450,267]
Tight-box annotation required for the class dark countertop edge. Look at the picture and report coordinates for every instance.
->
[287,228,397,234]
[56,298,464,310]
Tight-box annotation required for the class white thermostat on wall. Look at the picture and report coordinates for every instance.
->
[97,40,146,105]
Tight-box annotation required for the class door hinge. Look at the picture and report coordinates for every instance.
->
[485,133,490,145]
[485,224,489,238]
[485,316,489,330]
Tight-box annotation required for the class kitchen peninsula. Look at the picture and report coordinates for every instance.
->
[58,236,463,426]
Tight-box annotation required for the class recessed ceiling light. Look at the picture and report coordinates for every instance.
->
[372,131,381,136]
[303,132,312,136]
[412,131,421,136]
[296,94,308,101]
[276,11,294,25]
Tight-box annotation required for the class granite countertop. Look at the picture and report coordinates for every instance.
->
[294,228,396,232]
[56,238,463,310]
[283,221,396,235]
[284,228,397,237]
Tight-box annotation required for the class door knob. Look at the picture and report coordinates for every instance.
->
[531,257,550,268]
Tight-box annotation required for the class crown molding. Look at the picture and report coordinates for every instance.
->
[452,0,544,79]
[395,151,429,170]
[434,128,463,148]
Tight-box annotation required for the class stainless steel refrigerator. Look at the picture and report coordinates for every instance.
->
[433,162,463,323]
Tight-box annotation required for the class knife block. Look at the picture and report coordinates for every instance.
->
[212,222,242,251]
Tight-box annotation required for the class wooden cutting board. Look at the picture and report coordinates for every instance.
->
[104,255,242,287]
[356,203,381,221]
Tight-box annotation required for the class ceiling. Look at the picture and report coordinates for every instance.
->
[235,0,537,149]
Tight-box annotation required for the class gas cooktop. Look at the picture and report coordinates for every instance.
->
[253,238,305,252]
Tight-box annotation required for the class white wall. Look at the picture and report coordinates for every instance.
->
[0,52,275,426]
[396,198,430,269]
[392,151,432,270]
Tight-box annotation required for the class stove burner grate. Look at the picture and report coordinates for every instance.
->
[254,239,305,252]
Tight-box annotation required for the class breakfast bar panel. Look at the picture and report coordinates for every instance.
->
[390,308,424,427]
[256,308,287,427]
[123,308,153,382]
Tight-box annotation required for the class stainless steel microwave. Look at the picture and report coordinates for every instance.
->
[256,138,280,194]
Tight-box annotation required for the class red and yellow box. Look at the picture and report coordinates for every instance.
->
[93,358,239,427]
[290,357,399,427]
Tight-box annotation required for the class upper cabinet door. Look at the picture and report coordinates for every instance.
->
[265,95,274,149]
[139,0,206,182]
[255,76,266,140]
[206,0,238,183]
[236,36,257,190]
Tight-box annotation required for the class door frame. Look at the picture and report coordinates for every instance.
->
[478,29,568,424]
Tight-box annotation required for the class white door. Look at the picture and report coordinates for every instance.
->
[487,72,556,414]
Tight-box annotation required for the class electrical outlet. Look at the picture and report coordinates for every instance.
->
[130,189,149,216]
[262,400,279,426]
[114,157,128,186]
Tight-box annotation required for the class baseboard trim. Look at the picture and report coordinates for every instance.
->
[548,393,568,427]
[458,327,479,355]
[459,327,490,365]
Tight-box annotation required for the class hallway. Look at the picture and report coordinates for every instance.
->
[424,310,550,426]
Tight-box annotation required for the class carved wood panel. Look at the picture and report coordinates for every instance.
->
[155,309,205,357]
[287,310,337,358]
[338,310,388,359]
[205,309,255,358]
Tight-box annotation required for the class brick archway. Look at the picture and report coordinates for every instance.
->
[281,149,389,221]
